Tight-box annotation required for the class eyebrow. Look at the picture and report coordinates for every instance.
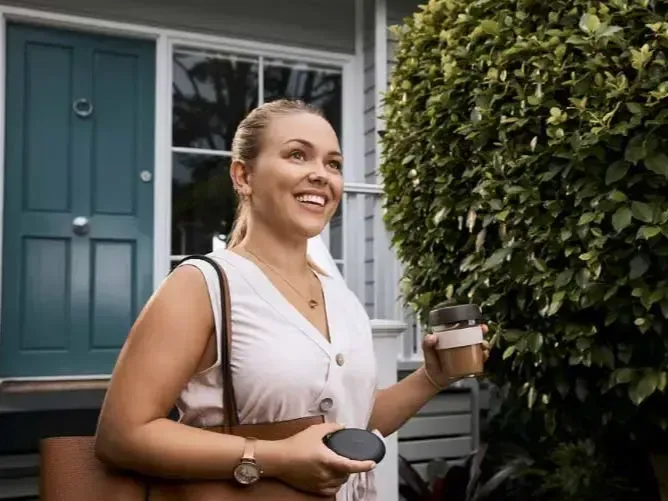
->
[284,138,342,157]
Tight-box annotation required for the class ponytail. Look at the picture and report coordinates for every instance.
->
[227,202,249,248]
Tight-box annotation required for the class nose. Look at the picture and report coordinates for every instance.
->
[308,159,330,186]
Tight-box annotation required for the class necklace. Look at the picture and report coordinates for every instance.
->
[245,249,319,309]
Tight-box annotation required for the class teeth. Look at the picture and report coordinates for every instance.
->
[296,194,326,207]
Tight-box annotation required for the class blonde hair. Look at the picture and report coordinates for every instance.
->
[227,99,329,274]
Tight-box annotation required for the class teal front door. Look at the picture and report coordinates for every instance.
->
[1,24,155,377]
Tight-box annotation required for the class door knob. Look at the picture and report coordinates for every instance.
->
[72,216,90,236]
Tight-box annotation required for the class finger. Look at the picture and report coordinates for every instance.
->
[325,453,376,474]
[482,323,489,334]
[422,335,441,370]
[482,340,490,350]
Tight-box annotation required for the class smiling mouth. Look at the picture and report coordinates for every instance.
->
[296,194,327,207]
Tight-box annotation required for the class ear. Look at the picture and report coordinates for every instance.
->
[230,159,252,197]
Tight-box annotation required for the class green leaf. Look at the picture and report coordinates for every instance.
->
[612,207,632,232]
[629,372,659,405]
[528,332,544,353]
[626,102,643,114]
[527,385,537,408]
[637,226,661,239]
[632,201,654,223]
[605,161,630,185]
[502,346,516,360]
[482,248,511,270]
[625,136,646,165]
[555,270,574,288]
[578,213,596,225]
[609,190,628,202]
[630,255,650,279]
[614,368,636,384]
[645,153,668,177]
[658,373,668,392]
[579,13,600,34]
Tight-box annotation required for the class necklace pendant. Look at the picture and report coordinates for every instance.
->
[308,299,318,309]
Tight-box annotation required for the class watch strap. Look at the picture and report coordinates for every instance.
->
[241,438,257,462]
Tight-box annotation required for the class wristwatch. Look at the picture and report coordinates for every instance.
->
[233,438,262,486]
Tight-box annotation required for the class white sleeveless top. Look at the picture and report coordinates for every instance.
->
[175,250,380,500]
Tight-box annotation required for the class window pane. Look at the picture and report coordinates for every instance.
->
[172,153,236,256]
[263,60,342,137]
[172,51,259,151]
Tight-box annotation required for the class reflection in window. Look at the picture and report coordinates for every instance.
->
[171,154,235,257]
[264,59,342,138]
[172,51,258,151]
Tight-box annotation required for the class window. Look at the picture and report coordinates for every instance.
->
[170,48,344,269]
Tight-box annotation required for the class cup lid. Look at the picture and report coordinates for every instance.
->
[428,303,482,326]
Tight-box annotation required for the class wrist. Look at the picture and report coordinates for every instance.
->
[418,366,447,394]
[254,439,288,478]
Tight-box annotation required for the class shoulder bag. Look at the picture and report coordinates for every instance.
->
[40,255,332,501]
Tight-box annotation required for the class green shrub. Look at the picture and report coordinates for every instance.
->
[380,0,668,445]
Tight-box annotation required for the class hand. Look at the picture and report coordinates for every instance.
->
[421,324,491,388]
[274,423,376,497]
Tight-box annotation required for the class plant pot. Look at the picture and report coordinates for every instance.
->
[651,453,668,501]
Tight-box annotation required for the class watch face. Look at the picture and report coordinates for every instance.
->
[234,462,260,485]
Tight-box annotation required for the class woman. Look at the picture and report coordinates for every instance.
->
[95,99,489,499]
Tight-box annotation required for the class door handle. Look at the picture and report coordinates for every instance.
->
[72,216,90,236]
[73,98,94,118]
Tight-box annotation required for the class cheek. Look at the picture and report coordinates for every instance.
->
[330,177,344,203]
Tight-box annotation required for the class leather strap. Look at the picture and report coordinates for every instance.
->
[175,255,239,430]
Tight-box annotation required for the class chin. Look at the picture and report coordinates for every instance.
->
[294,219,327,240]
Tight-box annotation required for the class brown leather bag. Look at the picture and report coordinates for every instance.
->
[40,255,333,501]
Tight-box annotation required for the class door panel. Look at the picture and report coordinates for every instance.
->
[1,23,155,377]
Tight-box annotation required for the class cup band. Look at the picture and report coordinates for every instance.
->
[433,326,483,350]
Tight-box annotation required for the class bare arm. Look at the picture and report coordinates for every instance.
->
[94,266,285,479]
[368,367,439,437]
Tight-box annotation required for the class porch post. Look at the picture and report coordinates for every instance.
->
[370,319,405,501]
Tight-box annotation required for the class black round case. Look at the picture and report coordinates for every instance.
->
[322,428,386,463]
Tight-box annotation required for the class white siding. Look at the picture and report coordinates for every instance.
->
[2,0,356,53]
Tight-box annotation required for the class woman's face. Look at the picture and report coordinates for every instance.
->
[245,112,343,240]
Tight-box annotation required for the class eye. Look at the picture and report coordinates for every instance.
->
[289,149,306,161]
[328,159,343,171]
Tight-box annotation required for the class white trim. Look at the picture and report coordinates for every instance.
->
[344,182,383,194]
[374,0,388,144]
[153,34,171,288]
[0,3,357,314]
[171,147,232,158]
[0,374,110,384]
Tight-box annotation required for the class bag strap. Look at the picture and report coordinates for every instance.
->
[174,255,240,430]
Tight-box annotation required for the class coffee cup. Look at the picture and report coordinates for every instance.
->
[428,303,484,380]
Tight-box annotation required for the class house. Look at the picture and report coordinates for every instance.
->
[0,0,488,499]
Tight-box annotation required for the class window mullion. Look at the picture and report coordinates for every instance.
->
[258,55,265,105]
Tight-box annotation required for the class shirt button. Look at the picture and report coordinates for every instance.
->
[319,397,334,412]
[335,353,345,366]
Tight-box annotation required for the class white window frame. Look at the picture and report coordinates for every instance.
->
[168,47,347,268]
[0,4,359,307]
